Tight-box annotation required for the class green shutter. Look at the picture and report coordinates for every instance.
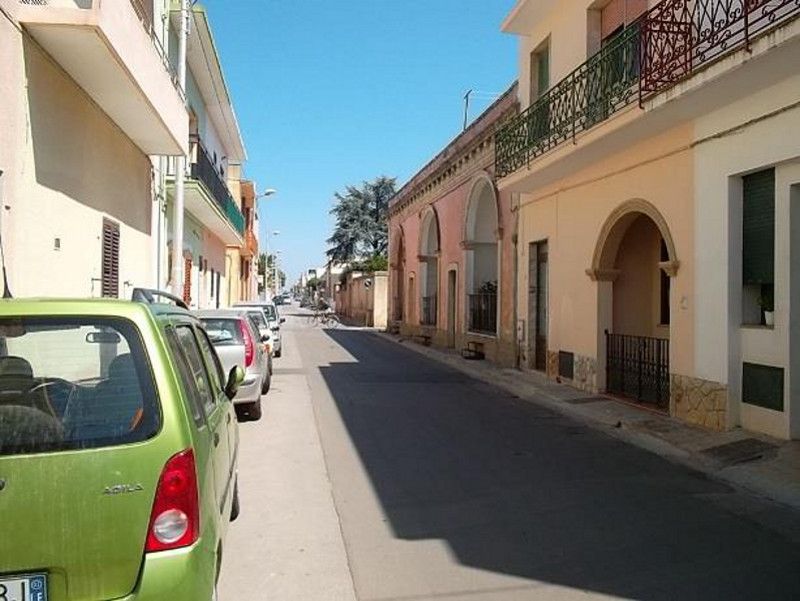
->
[742,362,784,412]
[742,168,775,285]
[537,49,550,97]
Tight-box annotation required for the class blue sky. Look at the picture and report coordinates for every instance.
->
[204,0,519,282]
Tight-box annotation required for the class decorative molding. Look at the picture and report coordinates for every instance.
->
[658,260,680,277]
[590,198,679,273]
[585,268,621,282]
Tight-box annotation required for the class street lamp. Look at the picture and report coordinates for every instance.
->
[255,188,279,299]
[273,249,283,296]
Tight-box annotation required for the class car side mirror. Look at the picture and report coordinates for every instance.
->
[224,365,245,400]
[280,317,286,324]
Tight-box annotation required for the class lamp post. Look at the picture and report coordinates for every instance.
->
[273,249,282,296]
[255,188,278,300]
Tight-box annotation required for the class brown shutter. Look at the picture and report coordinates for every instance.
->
[183,257,192,304]
[101,219,120,298]
[601,0,624,38]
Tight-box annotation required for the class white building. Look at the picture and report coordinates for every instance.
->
[0,0,187,298]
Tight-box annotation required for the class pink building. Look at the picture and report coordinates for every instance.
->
[388,85,519,365]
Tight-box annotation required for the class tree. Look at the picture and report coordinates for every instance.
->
[326,176,396,263]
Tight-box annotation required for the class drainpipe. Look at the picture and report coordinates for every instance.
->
[512,192,520,369]
[170,0,189,297]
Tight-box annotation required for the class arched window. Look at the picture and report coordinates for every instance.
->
[419,209,440,326]
[464,177,499,334]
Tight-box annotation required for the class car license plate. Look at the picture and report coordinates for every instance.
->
[0,574,47,601]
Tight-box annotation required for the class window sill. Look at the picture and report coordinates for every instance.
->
[740,324,774,330]
[466,331,498,340]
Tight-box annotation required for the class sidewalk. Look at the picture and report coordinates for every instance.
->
[377,332,800,513]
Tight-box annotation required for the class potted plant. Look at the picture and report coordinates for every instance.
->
[759,290,775,326]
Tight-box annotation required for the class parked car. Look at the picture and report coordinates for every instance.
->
[197,309,270,421]
[235,301,284,357]
[0,289,243,601]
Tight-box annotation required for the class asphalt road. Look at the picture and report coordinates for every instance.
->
[221,307,800,601]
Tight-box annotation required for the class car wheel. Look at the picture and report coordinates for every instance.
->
[234,404,247,422]
[230,479,240,522]
[261,370,271,394]
[247,398,262,421]
[274,347,282,358]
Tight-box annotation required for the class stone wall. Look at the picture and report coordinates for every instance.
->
[670,374,728,431]
[573,355,598,392]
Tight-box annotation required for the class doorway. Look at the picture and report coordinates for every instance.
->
[447,270,457,348]
[528,241,548,371]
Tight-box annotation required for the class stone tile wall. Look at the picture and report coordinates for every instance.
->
[671,374,729,431]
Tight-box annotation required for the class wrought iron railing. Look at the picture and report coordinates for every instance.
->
[421,295,437,326]
[468,293,497,334]
[496,0,800,178]
[640,0,800,97]
[127,0,184,99]
[606,332,670,410]
[496,24,641,178]
[189,141,245,235]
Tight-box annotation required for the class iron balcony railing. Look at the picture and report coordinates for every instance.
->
[468,293,497,335]
[496,24,640,178]
[188,141,245,235]
[128,0,184,100]
[640,0,800,96]
[421,295,437,326]
[496,0,800,178]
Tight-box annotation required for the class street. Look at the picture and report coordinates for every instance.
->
[220,309,800,601]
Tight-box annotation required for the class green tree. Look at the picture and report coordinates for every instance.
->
[326,176,396,263]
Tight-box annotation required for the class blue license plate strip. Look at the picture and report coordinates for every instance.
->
[0,574,47,601]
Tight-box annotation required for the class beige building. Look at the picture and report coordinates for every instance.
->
[499,0,800,439]
[336,271,389,329]
[0,0,187,298]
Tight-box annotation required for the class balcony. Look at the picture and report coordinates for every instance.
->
[242,229,258,258]
[17,0,188,155]
[167,140,245,245]
[496,0,800,180]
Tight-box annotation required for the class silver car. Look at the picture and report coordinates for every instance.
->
[197,309,270,421]
[236,301,284,357]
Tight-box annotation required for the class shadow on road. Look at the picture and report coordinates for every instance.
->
[317,329,800,600]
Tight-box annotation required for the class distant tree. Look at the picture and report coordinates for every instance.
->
[326,176,396,263]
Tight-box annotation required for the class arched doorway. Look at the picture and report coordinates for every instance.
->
[590,200,678,410]
[391,227,405,322]
[464,175,500,335]
[419,208,440,326]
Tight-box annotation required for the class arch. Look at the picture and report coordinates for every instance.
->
[419,205,441,258]
[587,199,679,281]
[463,172,501,245]
[463,173,501,335]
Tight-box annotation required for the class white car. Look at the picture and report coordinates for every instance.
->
[235,301,284,357]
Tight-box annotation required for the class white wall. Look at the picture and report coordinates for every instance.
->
[694,74,800,438]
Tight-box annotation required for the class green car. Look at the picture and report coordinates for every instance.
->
[0,290,243,600]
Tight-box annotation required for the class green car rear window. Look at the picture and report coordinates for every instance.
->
[0,317,159,456]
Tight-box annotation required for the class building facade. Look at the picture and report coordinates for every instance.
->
[388,86,519,364]
[0,0,187,298]
[498,0,800,439]
[160,2,248,309]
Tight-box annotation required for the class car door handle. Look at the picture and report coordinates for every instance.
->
[213,432,220,447]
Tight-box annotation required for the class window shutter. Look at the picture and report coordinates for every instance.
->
[183,257,192,304]
[101,219,120,298]
[742,168,775,285]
